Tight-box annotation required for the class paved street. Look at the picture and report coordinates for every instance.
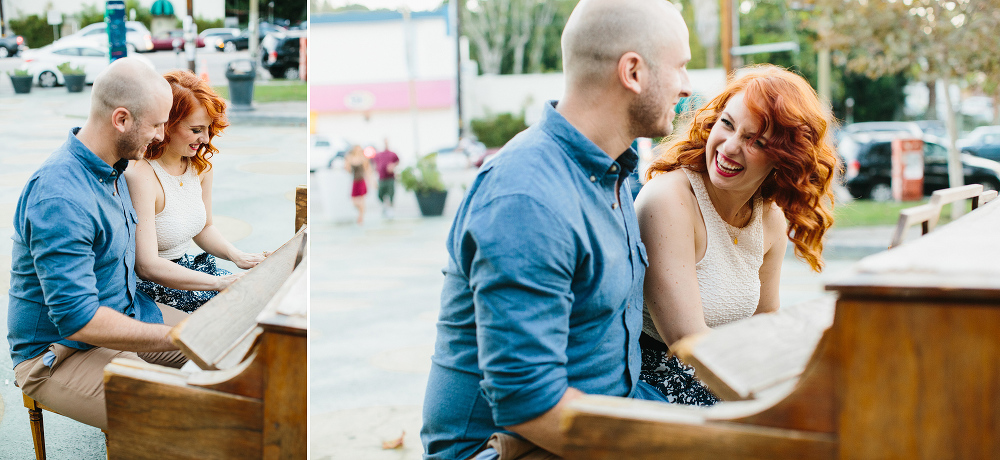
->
[308,164,891,459]
[0,76,306,457]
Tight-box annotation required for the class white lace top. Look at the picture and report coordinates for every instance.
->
[148,159,207,260]
[642,168,765,344]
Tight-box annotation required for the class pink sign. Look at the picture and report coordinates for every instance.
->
[311,80,455,113]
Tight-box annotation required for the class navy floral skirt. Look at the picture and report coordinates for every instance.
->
[639,333,720,407]
[137,252,231,313]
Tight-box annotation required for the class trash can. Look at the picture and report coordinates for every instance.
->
[226,59,256,111]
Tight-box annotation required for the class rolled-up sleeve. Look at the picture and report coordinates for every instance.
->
[460,194,578,427]
[27,197,101,338]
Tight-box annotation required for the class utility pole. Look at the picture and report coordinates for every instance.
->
[249,0,260,64]
[0,0,7,37]
[454,0,463,139]
[720,0,732,80]
[186,0,196,73]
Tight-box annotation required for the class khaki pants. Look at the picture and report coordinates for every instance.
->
[467,433,562,460]
[13,303,190,431]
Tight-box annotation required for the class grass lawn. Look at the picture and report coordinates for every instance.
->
[833,198,970,227]
[212,81,306,103]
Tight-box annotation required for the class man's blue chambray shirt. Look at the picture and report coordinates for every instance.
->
[422,102,665,459]
[8,128,163,369]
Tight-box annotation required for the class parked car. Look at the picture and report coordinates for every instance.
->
[260,31,304,79]
[309,134,350,172]
[0,34,25,58]
[219,23,286,53]
[959,125,1000,162]
[913,119,947,138]
[843,121,924,137]
[62,21,154,53]
[199,27,239,52]
[150,30,204,51]
[839,131,1000,201]
[21,41,154,87]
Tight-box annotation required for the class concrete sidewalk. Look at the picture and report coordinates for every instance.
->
[308,164,899,459]
[0,87,306,459]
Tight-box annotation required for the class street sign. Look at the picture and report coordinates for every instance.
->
[106,0,127,61]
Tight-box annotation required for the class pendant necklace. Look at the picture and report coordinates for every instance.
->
[723,204,750,245]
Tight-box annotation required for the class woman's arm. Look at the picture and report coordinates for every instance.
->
[754,202,789,315]
[192,168,266,270]
[124,161,240,291]
[636,172,712,346]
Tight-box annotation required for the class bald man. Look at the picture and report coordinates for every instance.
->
[421,0,692,458]
[8,57,188,431]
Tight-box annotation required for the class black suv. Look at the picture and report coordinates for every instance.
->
[260,31,304,79]
[0,34,24,58]
[839,132,1000,201]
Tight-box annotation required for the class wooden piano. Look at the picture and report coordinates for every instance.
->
[102,224,307,458]
[562,197,1000,459]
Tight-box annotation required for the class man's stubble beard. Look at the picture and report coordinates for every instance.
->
[116,120,149,161]
[628,70,673,140]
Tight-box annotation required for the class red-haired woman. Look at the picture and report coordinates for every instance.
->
[636,65,839,405]
[124,70,266,313]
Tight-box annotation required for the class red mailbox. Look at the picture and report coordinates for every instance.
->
[891,138,924,201]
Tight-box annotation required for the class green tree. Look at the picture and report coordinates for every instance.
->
[811,0,1000,212]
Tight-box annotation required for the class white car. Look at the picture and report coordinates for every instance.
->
[21,41,154,87]
[60,21,154,53]
[199,28,240,52]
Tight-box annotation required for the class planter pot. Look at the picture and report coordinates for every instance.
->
[64,74,86,93]
[9,74,32,94]
[415,190,448,217]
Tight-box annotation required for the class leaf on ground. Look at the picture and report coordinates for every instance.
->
[382,430,405,450]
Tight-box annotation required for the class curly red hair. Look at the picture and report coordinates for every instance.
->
[646,65,839,272]
[145,70,229,174]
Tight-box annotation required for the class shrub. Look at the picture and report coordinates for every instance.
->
[9,14,55,48]
[57,62,85,75]
[470,112,528,148]
[400,153,446,194]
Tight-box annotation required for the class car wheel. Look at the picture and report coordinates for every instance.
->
[224,42,237,53]
[283,66,300,80]
[869,182,893,202]
[38,71,58,88]
[126,43,137,53]
[0,47,8,58]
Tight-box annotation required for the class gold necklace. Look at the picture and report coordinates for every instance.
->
[723,204,751,245]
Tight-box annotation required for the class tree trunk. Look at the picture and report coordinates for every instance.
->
[526,0,555,73]
[941,79,966,219]
[509,0,533,74]
[463,0,510,75]
[924,80,937,120]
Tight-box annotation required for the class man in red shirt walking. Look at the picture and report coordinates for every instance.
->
[373,138,400,218]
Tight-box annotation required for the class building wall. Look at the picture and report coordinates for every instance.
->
[309,8,459,164]
[463,68,729,126]
[5,0,225,21]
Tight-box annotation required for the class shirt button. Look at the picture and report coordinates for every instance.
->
[590,175,596,182]
[610,165,618,172]
[99,179,103,183]
[612,203,618,209]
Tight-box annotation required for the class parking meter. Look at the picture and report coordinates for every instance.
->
[106,0,127,61]
[891,138,924,201]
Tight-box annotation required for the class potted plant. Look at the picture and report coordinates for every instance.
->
[8,68,32,94]
[57,62,86,93]
[400,152,448,217]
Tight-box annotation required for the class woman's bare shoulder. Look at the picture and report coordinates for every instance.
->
[636,169,697,214]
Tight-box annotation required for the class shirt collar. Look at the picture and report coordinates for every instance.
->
[66,127,128,183]
[540,101,639,182]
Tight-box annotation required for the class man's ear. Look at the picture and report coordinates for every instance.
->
[618,51,644,96]
[111,107,130,134]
